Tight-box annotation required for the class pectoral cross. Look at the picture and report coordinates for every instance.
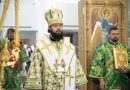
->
[54,59,66,72]
[66,66,74,86]
[41,40,52,55]
[54,60,60,72]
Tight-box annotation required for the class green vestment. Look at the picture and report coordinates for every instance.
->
[0,39,29,90]
[89,42,130,90]
[3,48,29,90]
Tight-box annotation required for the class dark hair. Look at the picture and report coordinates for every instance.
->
[108,26,118,34]
[48,28,51,33]
[7,28,15,34]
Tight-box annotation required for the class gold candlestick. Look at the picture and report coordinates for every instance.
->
[0,0,10,33]
[14,0,20,48]
[0,0,20,89]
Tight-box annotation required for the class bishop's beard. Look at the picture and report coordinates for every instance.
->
[49,29,63,41]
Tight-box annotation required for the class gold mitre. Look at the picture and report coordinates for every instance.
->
[45,8,63,26]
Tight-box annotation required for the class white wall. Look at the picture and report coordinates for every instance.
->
[30,0,78,43]
[20,31,37,45]
[0,0,39,30]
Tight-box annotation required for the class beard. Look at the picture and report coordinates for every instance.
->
[109,37,119,45]
[112,39,118,43]
[49,29,63,41]
[8,37,14,41]
[112,37,119,43]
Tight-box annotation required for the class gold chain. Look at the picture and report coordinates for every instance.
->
[50,40,66,72]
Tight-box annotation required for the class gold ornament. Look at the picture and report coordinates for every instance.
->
[45,8,63,26]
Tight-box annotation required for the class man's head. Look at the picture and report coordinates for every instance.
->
[108,26,120,43]
[7,28,15,41]
[45,8,63,41]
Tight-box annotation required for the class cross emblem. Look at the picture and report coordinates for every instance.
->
[64,43,74,55]
[34,69,40,75]
[54,60,60,72]
[31,62,37,68]
[53,73,57,78]
[66,66,74,86]
[52,80,57,85]
[41,40,52,55]
[57,83,62,89]
[28,70,34,76]
[59,75,64,81]
[45,80,50,85]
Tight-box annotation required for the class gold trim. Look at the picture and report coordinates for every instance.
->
[113,47,128,69]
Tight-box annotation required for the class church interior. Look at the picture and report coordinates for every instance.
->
[0,0,130,90]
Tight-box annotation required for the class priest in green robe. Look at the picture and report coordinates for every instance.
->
[0,28,29,90]
[24,8,87,90]
[89,26,130,90]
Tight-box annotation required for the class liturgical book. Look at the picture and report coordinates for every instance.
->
[113,47,128,69]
